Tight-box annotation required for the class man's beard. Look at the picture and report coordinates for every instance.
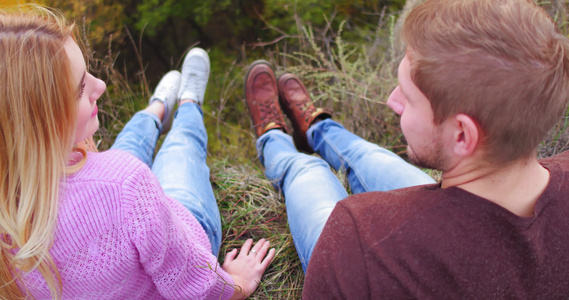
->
[407,138,448,171]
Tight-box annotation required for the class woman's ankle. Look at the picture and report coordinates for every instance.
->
[179,99,198,106]
[145,101,166,120]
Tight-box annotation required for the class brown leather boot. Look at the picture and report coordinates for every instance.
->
[244,60,289,137]
[277,73,332,153]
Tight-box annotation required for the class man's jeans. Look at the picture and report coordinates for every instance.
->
[111,103,222,256]
[257,119,435,271]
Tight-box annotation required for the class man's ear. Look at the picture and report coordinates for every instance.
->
[450,114,479,157]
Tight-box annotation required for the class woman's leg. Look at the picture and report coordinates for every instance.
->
[110,70,180,167]
[151,48,222,255]
[110,111,161,167]
[308,119,436,194]
[152,103,221,256]
[257,129,348,272]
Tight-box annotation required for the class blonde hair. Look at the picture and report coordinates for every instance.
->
[0,5,85,299]
[402,0,569,164]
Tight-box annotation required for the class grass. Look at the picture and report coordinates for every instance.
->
[212,160,304,298]
[88,4,569,299]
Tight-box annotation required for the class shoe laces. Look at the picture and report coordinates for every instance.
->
[259,97,285,128]
[296,101,316,122]
[181,72,205,93]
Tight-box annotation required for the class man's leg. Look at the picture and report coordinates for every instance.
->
[257,129,348,272]
[308,119,436,194]
[275,72,434,194]
[245,61,347,272]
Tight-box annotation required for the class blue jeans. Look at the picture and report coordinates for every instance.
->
[257,119,435,272]
[111,103,222,256]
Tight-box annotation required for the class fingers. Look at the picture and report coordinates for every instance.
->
[225,248,238,262]
[248,239,276,270]
[260,248,276,269]
[253,239,270,262]
[249,238,266,258]
[222,238,276,297]
[231,238,276,267]
[238,239,254,258]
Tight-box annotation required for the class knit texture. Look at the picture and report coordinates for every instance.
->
[22,150,235,299]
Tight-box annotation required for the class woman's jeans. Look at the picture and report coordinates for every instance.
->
[110,103,222,256]
[257,119,435,272]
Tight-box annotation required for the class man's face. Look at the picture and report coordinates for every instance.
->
[386,54,449,170]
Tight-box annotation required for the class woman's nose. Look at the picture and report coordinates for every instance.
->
[90,76,106,102]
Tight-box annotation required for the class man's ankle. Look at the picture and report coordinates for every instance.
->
[310,116,326,127]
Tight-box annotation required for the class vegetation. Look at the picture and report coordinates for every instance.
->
[14,0,569,298]
[75,4,412,297]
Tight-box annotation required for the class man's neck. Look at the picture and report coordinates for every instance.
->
[441,156,550,217]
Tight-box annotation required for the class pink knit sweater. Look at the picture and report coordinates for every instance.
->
[22,150,235,299]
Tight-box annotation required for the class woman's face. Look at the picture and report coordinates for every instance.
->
[63,37,106,145]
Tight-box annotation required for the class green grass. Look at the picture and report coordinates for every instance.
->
[89,5,569,299]
[212,160,304,298]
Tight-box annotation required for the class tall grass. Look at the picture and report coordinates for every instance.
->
[538,0,569,158]
[90,2,569,298]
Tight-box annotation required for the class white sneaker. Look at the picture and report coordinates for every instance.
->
[178,47,210,106]
[149,70,181,134]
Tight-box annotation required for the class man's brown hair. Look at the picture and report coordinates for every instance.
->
[402,0,569,164]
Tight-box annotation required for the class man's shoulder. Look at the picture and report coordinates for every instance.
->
[342,183,440,201]
[337,183,447,221]
[327,183,461,247]
[308,180,569,299]
[305,183,471,298]
[540,150,569,169]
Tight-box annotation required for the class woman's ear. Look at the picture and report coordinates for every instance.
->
[450,113,479,158]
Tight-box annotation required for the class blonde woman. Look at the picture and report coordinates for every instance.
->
[0,6,274,299]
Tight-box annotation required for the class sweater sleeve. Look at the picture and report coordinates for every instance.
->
[303,202,370,299]
[121,163,235,300]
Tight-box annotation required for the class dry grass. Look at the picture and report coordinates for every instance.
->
[204,16,411,298]
[91,4,569,299]
[212,161,304,299]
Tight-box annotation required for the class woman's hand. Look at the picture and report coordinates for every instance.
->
[223,238,276,300]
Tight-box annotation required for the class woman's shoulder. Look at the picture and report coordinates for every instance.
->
[70,150,150,184]
[62,150,159,221]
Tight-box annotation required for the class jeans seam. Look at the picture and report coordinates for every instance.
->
[258,131,289,192]
[315,125,371,193]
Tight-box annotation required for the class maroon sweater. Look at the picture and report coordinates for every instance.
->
[303,152,569,299]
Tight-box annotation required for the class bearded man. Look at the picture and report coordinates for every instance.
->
[244,0,569,297]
